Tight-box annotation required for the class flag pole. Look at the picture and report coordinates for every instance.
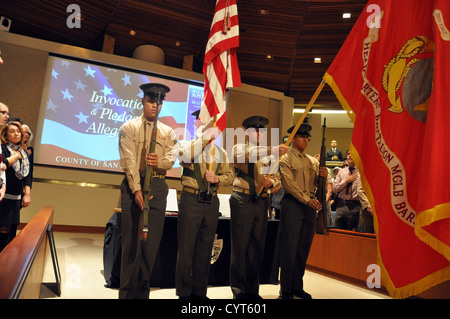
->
[207,114,217,194]
[208,114,217,172]
[256,79,326,196]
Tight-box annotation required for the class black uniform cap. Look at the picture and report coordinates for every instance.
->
[287,123,312,137]
[242,115,269,129]
[140,83,170,100]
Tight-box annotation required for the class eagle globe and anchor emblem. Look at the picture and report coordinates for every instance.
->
[382,35,435,123]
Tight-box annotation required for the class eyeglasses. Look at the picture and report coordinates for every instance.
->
[0,111,10,116]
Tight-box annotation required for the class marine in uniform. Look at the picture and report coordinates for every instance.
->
[175,111,233,299]
[230,115,288,299]
[118,83,177,299]
[278,123,328,299]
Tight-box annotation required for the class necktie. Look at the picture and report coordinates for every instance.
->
[346,167,355,200]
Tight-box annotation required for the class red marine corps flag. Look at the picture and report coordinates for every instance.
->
[199,0,241,132]
[324,0,450,298]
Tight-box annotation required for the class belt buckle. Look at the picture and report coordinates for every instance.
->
[197,191,213,203]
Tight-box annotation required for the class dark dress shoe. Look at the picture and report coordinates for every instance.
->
[277,292,293,299]
[292,290,312,299]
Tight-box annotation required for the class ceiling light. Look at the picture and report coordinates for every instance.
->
[258,9,270,15]
[314,57,322,64]
[265,54,274,61]
[129,30,136,36]
[175,41,182,47]
[343,13,351,19]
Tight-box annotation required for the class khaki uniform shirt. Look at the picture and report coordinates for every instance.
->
[232,143,281,192]
[119,115,177,194]
[177,138,234,190]
[280,148,319,205]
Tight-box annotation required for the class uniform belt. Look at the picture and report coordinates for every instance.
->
[183,186,217,197]
[233,186,268,198]
[152,171,165,179]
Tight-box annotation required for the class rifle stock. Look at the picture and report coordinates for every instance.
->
[316,118,328,234]
[140,92,162,241]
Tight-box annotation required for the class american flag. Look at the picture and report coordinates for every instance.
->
[199,0,241,132]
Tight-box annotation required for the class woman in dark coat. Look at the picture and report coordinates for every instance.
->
[0,121,31,252]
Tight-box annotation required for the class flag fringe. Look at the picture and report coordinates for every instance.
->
[324,71,450,299]
[415,202,450,261]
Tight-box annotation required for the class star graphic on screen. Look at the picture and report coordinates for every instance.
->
[73,79,87,91]
[75,111,89,124]
[52,68,59,79]
[60,88,74,101]
[47,99,59,111]
[61,60,71,68]
[91,102,105,110]
[83,65,96,78]
[100,85,113,97]
[121,73,132,86]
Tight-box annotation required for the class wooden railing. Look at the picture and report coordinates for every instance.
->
[0,206,57,299]
[307,228,379,285]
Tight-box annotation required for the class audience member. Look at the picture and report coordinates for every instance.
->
[0,102,10,126]
[332,150,361,231]
[21,124,34,180]
[0,102,8,206]
[270,184,284,220]
[325,140,344,161]
[0,121,32,251]
[330,167,341,213]
[342,160,348,168]
[325,169,333,227]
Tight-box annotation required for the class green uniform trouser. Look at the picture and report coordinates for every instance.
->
[119,177,168,299]
[175,191,220,297]
[279,193,316,295]
[229,191,268,298]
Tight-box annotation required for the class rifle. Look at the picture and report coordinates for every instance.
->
[255,80,326,198]
[140,91,163,241]
[315,118,328,234]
